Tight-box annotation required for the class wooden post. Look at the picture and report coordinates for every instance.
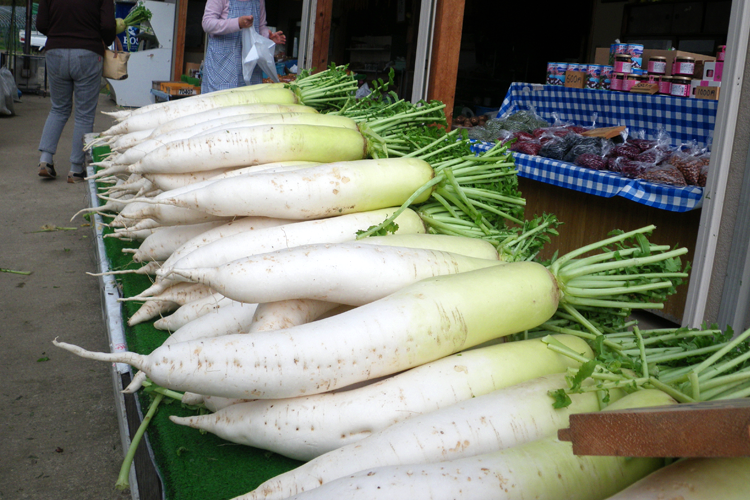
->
[311,0,333,72]
[427,0,465,127]
[172,0,189,80]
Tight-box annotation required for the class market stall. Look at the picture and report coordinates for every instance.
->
[76,89,749,500]
[468,82,718,322]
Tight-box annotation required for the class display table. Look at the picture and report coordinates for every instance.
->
[471,82,718,213]
[87,147,302,500]
[471,83,717,321]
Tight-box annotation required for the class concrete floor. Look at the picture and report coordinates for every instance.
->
[0,91,132,500]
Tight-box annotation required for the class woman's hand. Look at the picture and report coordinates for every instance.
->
[238,15,254,29]
[269,30,286,45]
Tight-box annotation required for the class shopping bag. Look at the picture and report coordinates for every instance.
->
[0,65,19,115]
[241,27,279,84]
[103,37,129,81]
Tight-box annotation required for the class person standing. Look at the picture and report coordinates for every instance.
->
[36,0,116,183]
[201,0,286,94]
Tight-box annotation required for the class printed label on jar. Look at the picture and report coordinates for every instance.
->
[658,78,671,94]
[610,75,623,92]
[648,60,667,74]
[614,60,632,74]
[670,82,690,97]
[672,62,695,77]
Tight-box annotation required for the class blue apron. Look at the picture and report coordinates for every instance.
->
[203,0,263,93]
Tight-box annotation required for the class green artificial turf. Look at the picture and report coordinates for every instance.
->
[92,146,303,499]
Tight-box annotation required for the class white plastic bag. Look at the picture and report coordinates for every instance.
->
[0,66,19,116]
[241,27,279,84]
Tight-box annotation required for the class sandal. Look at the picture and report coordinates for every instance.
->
[67,171,86,184]
[38,162,57,179]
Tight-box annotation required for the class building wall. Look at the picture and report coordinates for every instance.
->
[705,34,750,328]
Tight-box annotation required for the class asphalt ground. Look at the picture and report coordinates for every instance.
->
[1,91,132,500]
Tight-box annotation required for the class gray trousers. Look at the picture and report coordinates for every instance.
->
[38,48,102,169]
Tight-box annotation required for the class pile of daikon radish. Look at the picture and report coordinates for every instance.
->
[53,69,750,500]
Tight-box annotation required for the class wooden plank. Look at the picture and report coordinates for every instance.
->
[558,399,750,457]
[311,0,333,72]
[428,0,465,126]
[518,177,700,322]
[172,0,189,79]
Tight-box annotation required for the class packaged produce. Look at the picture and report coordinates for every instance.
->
[647,56,667,75]
[669,150,705,185]
[637,164,688,186]
[699,163,709,187]
[574,153,608,170]
[563,136,610,163]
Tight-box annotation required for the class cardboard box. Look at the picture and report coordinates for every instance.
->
[594,48,715,77]
[690,79,721,99]
[154,81,199,96]
[703,61,723,82]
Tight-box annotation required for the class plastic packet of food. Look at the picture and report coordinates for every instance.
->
[619,159,653,178]
[637,164,688,187]
[564,136,611,163]
[510,141,542,156]
[698,164,709,187]
[668,150,703,185]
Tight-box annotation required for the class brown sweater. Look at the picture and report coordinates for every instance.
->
[36,0,117,56]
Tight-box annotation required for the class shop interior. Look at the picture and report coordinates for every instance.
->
[181,0,731,113]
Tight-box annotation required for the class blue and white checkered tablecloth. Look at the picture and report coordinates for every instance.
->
[471,83,716,212]
[498,83,718,147]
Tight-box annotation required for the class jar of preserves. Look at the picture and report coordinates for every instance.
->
[658,76,672,95]
[672,57,696,77]
[611,72,626,91]
[647,56,667,75]
[614,54,633,74]
[670,76,692,97]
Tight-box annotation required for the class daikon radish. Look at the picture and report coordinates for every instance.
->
[152,292,239,332]
[604,457,750,500]
[100,88,300,136]
[169,243,503,306]
[147,103,317,137]
[358,233,499,260]
[139,158,433,219]
[247,299,342,333]
[150,207,426,293]
[277,390,674,500]
[168,336,591,461]
[114,112,356,166]
[95,124,368,178]
[239,372,624,500]
[123,220,228,263]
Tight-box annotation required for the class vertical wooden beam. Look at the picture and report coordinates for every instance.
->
[172,0,189,79]
[427,0,465,126]
[311,0,333,72]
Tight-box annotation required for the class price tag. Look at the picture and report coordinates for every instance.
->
[564,71,586,89]
[630,82,659,94]
[694,86,720,100]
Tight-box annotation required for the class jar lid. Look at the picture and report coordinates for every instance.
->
[671,76,691,83]
[649,56,667,62]
[615,54,632,60]
[674,56,695,62]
